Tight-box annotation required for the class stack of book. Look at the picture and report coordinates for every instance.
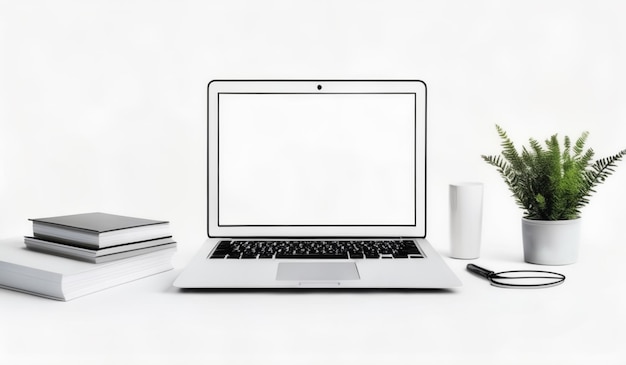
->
[0,212,176,301]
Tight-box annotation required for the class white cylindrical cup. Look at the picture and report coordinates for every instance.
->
[449,182,483,259]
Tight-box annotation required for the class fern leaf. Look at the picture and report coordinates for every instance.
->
[495,124,525,173]
[573,131,589,157]
[578,149,626,208]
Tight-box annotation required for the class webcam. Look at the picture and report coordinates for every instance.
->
[317,84,322,90]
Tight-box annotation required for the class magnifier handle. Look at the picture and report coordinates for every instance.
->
[467,264,495,279]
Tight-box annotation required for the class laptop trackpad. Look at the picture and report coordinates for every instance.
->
[276,262,360,281]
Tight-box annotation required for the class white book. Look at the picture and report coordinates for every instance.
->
[0,238,175,301]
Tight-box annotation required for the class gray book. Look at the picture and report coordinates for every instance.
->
[30,212,171,249]
[24,236,177,263]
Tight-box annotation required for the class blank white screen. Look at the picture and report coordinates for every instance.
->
[218,93,415,226]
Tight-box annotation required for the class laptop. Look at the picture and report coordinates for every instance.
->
[173,80,461,289]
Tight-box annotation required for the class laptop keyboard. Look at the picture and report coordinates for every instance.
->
[209,240,424,259]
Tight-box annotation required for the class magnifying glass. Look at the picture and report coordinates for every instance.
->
[467,264,565,289]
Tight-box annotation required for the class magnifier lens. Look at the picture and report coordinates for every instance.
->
[490,270,565,288]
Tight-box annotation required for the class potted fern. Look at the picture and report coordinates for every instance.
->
[482,125,625,265]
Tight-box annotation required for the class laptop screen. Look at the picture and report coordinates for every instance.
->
[208,81,426,238]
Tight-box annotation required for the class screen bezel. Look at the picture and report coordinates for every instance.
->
[207,80,427,238]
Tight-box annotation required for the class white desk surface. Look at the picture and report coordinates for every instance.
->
[1,230,624,365]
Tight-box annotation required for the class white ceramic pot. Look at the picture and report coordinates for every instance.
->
[521,218,581,265]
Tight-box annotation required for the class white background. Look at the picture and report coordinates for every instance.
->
[1,1,626,364]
